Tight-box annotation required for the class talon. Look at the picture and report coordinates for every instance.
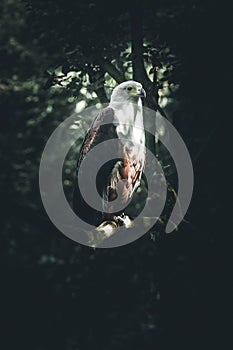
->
[116,214,134,229]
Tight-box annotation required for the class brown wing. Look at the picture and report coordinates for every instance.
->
[73,106,117,225]
[77,106,115,168]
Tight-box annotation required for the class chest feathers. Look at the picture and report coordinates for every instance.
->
[110,100,145,159]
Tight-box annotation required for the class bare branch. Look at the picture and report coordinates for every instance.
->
[97,58,125,83]
[87,66,109,103]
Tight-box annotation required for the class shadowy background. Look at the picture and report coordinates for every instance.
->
[0,0,232,349]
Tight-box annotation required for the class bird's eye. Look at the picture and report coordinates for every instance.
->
[127,86,133,91]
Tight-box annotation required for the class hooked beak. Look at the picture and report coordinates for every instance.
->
[138,87,146,98]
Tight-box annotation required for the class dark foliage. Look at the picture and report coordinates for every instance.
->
[0,0,232,349]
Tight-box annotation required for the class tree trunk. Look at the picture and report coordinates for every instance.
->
[130,2,156,155]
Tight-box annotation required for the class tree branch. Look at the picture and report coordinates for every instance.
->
[87,66,109,103]
[97,58,125,83]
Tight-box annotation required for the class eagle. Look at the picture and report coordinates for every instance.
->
[73,81,146,233]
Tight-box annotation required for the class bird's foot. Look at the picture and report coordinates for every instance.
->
[116,214,134,229]
[95,214,134,238]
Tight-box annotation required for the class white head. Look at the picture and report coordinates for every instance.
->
[110,81,146,104]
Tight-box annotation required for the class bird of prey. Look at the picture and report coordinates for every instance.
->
[73,81,146,233]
